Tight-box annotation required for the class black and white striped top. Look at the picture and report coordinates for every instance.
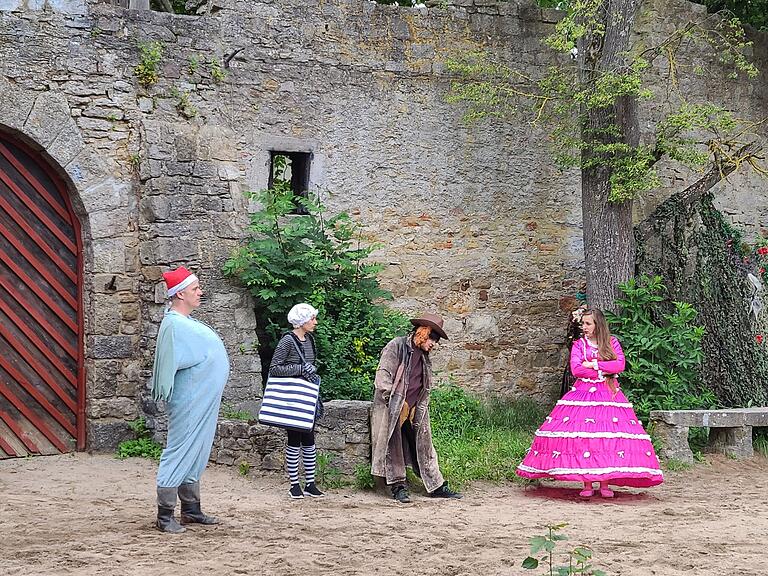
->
[269,333,317,378]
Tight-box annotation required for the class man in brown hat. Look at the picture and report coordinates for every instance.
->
[370,312,462,503]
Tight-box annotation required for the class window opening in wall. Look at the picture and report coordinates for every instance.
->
[268,151,312,215]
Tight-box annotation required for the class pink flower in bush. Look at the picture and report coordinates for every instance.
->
[757,334,764,344]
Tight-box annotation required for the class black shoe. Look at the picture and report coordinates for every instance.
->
[303,482,324,498]
[429,484,463,499]
[289,484,304,499]
[392,485,411,504]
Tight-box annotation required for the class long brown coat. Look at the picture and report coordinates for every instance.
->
[370,335,444,493]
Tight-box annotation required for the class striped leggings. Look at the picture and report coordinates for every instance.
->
[285,430,316,486]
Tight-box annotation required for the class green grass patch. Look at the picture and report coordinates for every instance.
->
[116,417,163,460]
[430,383,545,489]
[664,458,692,471]
[220,403,253,421]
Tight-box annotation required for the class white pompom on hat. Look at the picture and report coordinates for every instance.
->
[287,303,319,328]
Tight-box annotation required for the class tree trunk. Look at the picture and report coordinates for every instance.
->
[578,0,643,313]
[153,0,175,12]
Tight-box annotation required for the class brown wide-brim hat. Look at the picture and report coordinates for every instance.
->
[410,312,448,340]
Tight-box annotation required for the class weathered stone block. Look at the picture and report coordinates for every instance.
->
[651,421,693,464]
[708,426,754,459]
[87,419,133,452]
[88,397,137,419]
[89,335,134,359]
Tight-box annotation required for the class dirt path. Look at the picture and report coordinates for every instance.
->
[1,453,766,575]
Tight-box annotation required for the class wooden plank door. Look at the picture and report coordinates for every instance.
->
[0,132,84,458]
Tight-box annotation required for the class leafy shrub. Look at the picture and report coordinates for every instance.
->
[116,417,163,460]
[224,181,409,400]
[607,275,718,422]
[134,41,163,87]
[313,292,410,400]
[220,404,253,421]
[316,452,347,488]
[354,463,376,490]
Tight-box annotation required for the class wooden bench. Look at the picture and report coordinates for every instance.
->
[649,408,768,463]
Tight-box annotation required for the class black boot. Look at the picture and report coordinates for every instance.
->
[179,482,219,525]
[156,487,186,534]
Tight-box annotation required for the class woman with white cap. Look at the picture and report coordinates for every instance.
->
[268,303,324,499]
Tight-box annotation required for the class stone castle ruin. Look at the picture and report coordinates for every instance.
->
[0,0,765,457]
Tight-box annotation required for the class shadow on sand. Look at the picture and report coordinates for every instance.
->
[520,483,657,505]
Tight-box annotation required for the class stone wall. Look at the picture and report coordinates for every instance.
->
[0,0,766,451]
[211,400,371,478]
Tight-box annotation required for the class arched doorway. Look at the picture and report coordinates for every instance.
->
[0,131,84,457]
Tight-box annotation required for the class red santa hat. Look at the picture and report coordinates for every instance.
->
[162,266,199,298]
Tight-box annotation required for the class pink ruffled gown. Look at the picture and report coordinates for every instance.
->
[516,336,663,488]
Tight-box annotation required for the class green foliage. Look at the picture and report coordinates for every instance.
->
[539,0,768,31]
[134,41,163,87]
[637,196,768,407]
[224,178,408,401]
[188,55,200,75]
[664,458,692,472]
[607,276,717,422]
[314,296,411,400]
[699,1,768,33]
[169,86,197,119]
[448,4,761,204]
[238,461,251,476]
[522,523,607,576]
[116,417,163,461]
[220,404,253,421]
[430,382,545,488]
[209,58,226,83]
[354,463,376,490]
[316,452,347,488]
[150,0,196,14]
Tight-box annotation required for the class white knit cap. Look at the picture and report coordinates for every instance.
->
[287,303,318,328]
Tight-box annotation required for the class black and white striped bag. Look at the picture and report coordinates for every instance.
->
[257,375,320,432]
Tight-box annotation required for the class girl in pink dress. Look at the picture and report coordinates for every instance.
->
[516,309,663,497]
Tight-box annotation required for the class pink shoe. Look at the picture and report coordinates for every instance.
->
[599,488,614,498]
[579,489,594,497]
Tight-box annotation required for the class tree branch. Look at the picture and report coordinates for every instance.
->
[635,141,762,241]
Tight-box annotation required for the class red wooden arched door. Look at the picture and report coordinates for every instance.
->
[0,132,84,458]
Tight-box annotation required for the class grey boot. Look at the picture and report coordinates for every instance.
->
[156,486,186,534]
[178,482,219,525]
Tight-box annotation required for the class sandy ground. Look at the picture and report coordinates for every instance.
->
[1,453,767,576]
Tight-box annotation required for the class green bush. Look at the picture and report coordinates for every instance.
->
[430,383,545,488]
[607,275,718,422]
[116,417,163,461]
[220,404,253,421]
[224,180,409,400]
[354,463,376,490]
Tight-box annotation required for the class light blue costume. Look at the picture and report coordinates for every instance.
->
[152,310,230,488]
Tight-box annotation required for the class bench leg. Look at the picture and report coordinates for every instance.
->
[708,426,753,459]
[653,422,693,464]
